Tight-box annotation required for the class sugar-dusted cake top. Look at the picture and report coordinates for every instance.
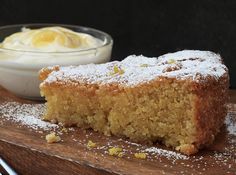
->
[41,50,228,86]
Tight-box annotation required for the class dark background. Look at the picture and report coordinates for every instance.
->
[0,0,235,88]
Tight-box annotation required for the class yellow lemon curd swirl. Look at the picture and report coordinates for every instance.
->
[0,27,102,52]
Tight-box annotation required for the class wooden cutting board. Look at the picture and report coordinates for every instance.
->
[0,86,236,175]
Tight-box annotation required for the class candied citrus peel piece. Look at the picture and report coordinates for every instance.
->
[110,65,125,75]
[140,64,149,67]
[167,59,176,64]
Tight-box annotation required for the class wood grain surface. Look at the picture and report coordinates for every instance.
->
[0,86,236,175]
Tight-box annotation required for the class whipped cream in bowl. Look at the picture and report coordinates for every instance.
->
[0,24,113,99]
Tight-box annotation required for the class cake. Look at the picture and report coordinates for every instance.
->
[45,132,61,143]
[39,50,229,155]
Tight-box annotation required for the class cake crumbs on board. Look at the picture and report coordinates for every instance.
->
[108,147,123,157]
[134,152,147,159]
[87,140,97,149]
[46,132,61,143]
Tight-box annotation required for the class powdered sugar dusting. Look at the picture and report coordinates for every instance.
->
[0,102,58,131]
[41,50,227,86]
[225,112,236,136]
[144,147,189,160]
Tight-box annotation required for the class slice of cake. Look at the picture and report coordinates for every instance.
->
[39,50,229,155]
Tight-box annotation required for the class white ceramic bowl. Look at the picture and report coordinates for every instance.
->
[0,24,113,100]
